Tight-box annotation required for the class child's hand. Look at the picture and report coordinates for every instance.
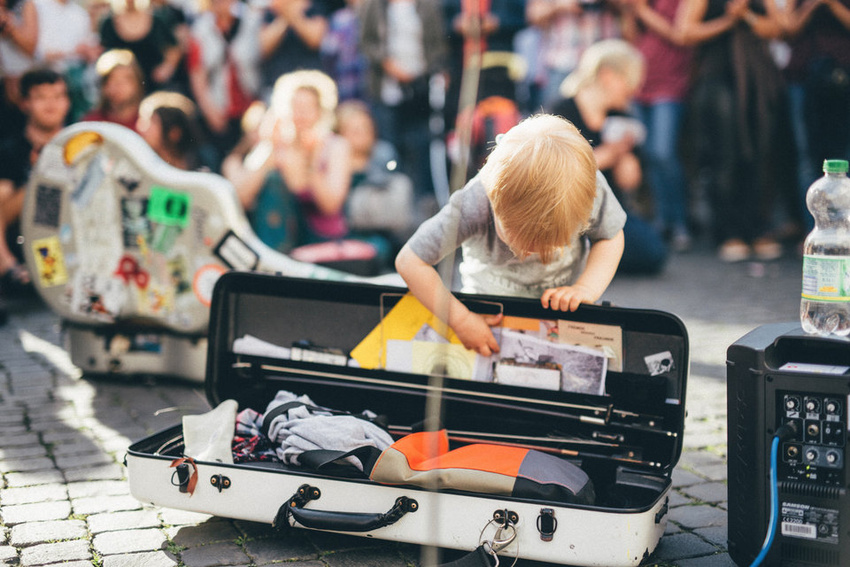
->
[541,284,595,312]
[452,311,503,356]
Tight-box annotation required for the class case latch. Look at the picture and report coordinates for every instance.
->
[537,508,557,541]
[210,474,231,492]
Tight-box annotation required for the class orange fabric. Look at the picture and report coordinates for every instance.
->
[392,430,525,476]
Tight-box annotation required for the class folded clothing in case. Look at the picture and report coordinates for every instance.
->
[371,430,595,505]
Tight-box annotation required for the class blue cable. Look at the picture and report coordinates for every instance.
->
[750,435,781,567]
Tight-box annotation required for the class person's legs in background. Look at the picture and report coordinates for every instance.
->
[637,99,691,251]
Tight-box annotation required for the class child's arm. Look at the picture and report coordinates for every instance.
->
[395,244,503,356]
[540,230,625,312]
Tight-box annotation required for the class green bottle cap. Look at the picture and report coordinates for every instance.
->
[823,159,849,173]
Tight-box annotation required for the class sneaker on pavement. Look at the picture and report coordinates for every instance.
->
[753,238,783,261]
[718,239,751,263]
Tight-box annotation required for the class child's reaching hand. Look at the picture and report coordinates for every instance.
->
[541,284,596,312]
[450,310,503,356]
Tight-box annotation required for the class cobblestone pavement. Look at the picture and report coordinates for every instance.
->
[0,243,803,567]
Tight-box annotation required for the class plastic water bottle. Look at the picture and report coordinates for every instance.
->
[800,159,850,336]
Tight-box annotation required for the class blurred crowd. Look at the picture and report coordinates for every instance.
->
[0,0,848,292]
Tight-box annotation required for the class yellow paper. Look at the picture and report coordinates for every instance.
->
[410,341,477,380]
[350,294,462,369]
[31,236,69,287]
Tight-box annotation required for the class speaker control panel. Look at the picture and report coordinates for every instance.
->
[779,392,847,486]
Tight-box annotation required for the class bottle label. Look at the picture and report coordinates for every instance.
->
[802,255,850,302]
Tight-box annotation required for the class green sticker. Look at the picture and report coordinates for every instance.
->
[148,186,192,228]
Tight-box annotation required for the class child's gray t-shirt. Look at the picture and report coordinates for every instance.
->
[406,171,627,298]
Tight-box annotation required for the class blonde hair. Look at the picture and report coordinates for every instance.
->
[335,99,373,132]
[480,114,597,264]
[560,39,645,98]
[269,70,338,136]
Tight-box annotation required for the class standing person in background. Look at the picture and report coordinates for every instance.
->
[359,0,447,204]
[549,38,667,275]
[321,0,368,102]
[187,0,261,171]
[0,68,69,296]
[82,49,144,131]
[258,0,332,100]
[0,0,37,144]
[98,0,182,92]
[442,0,527,129]
[622,0,693,252]
[0,0,38,107]
[150,0,191,94]
[527,0,625,109]
[33,0,99,121]
[782,0,850,234]
[679,0,794,262]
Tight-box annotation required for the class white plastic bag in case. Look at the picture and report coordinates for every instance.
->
[182,399,238,463]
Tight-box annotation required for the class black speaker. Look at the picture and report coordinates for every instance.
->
[728,323,850,566]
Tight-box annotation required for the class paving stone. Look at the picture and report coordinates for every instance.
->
[668,505,728,530]
[0,425,31,438]
[0,446,48,460]
[1,500,72,525]
[63,464,125,483]
[671,468,704,488]
[664,521,682,535]
[88,509,160,534]
[0,410,25,424]
[3,470,65,487]
[179,542,250,567]
[0,484,67,505]
[52,439,105,457]
[167,520,240,548]
[321,546,414,567]
[243,535,319,563]
[93,529,167,555]
[232,520,277,540]
[158,509,213,527]
[675,552,737,567]
[100,437,133,455]
[101,551,179,567]
[694,525,728,547]
[0,547,17,564]
[308,531,377,553]
[0,457,56,474]
[41,431,97,445]
[67,480,130,499]
[696,464,728,482]
[55,452,116,471]
[679,451,726,469]
[9,519,87,546]
[681,482,727,504]
[651,532,720,561]
[20,540,91,566]
[71,494,142,515]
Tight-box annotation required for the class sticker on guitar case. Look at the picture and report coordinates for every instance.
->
[148,186,192,228]
[31,236,68,287]
[213,230,259,271]
[33,184,62,228]
[193,264,227,307]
